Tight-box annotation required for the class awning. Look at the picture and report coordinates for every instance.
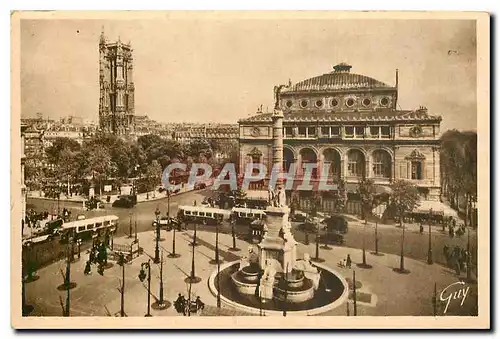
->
[245,190,268,201]
[344,183,392,195]
[414,200,459,218]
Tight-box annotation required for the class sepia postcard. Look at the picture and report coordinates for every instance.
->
[11,11,490,329]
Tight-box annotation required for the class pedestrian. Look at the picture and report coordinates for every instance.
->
[454,261,461,276]
[346,254,352,269]
[419,223,424,234]
[84,260,92,275]
[174,293,185,314]
[196,296,205,312]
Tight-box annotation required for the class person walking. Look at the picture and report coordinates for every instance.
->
[196,296,205,313]
[346,254,352,269]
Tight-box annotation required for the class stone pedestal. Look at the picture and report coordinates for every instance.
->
[258,206,297,273]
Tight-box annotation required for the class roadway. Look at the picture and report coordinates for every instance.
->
[26,188,477,268]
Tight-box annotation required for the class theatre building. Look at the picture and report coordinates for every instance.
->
[238,63,442,213]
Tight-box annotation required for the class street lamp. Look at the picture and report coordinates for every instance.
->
[117,253,126,317]
[128,213,133,238]
[427,209,434,265]
[168,217,181,259]
[311,221,324,263]
[228,216,240,252]
[138,260,152,317]
[466,228,473,282]
[154,207,161,264]
[185,237,201,284]
[352,270,357,316]
[153,251,169,310]
[210,222,223,265]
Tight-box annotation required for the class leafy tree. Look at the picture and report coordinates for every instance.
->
[145,160,162,195]
[389,180,420,272]
[357,177,377,267]
[79,146,115,195]
[45,137,81,165]
[358,178,377,220]
[440,130,477,225]
[185,139,213,161]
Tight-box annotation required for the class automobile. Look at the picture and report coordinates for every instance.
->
[86,197,104,210]
[194,182,207,190]
[322,215,349,234]
[112,196,136,208]
[322,232,345,245]
[290,212,308,222]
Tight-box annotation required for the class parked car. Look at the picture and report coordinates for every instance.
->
[291,211,308,222]
[112,195,136,208]
[86,197,104,211]
[322,215,349,234]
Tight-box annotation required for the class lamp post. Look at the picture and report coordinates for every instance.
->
[128,213,133,238]
[217,246,221,308]
[399,222,406,272]
[374,220,379,255]
[138,260,152,317]
[168,217,181,258]
[76,238,81,260]
[283,264,289,317]
[432,282,437,316]
[467,228,472,282]
[185,237,201,284]
[154,251,168,310]
[154,207,161,264]
[118,253,126,317]
[135,220,138,242]
[311,222,324,263]
[427,209,434,265]
[353,270,357,316]
[210,222,223,265]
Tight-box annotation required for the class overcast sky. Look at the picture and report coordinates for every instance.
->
[20,17,477,132]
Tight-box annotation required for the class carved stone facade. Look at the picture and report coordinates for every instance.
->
[98,30,135,136]
[239,63,442,201]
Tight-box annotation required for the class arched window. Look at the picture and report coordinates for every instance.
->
[323,149,341,179]
[347,149,365,178]
[372,150,392,178]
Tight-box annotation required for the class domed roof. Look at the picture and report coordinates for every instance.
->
[282,63,394,93]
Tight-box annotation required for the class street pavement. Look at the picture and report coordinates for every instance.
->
[26,187,478,269]
[24,226,477,317]
[27,188,212,238]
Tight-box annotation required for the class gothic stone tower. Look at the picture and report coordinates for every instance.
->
[99,30,135,135]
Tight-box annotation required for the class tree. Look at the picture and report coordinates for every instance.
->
[389,180,420,273]
[357,178,376,268]
[80,146,115,196]
[45,137,81,165]
[145,160,163,197]
[186,139,213,161]
[440,130,477,226]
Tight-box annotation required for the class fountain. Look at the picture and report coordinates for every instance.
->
[209,104,349,315]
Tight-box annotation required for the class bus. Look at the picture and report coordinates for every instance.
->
[231,207,266,225]
[177,205,230,225]
[59,215,119,240]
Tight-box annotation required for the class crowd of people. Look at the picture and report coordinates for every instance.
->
[174,293,205,316]
[443,245,472,276]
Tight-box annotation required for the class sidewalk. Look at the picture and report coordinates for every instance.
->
[24,227,476,317]
[27,186,198,205]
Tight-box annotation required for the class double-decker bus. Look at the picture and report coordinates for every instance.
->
[231,207,266,225]
[177,205,230,225]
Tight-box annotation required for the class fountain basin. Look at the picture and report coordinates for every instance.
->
[209,260,349,316]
